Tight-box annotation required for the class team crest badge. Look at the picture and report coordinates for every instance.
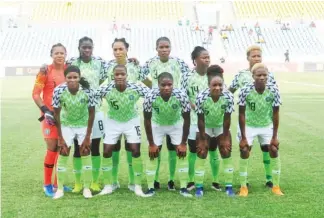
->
[44,128,50,135]
[172,104,178,109]
[266,97,272,102]
[80,98,85,103]
[221,104,226,109]
[129,95,135,100]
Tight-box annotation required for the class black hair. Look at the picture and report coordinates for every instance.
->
[64,65,90,89]
[207,65,224,84]
[78,36,93,61]
[113,64,127,73]
[50,43,66,56]
[156,37,171,48]
[157,72,173,84]
[112,38,129,50]
[191,46,207,65]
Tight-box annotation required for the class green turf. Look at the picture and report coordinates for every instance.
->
[1,72,324,218]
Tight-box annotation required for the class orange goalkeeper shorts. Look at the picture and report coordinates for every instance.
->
[41,121,58,139]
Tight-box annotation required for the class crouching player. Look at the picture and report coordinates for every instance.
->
[95,65,149,197]
[143,72,192,197]
[195,65,235,197]
[52,65,96,199]
[237,63,283,197]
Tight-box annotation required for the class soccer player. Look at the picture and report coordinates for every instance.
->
[237,63,283,197]
[140,37,190,190]
[103,38,142,192]
[195,65,235,197]
[95,65,149,197]
[181,46,213,191]
[32,43,69,197]
[143,72,192,197]
[229,45,277,188]
[52,65,96,199]
[64,37,109,193]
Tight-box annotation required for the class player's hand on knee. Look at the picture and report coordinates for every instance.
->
[196,139,208,158]
[58,138,69,155]
[270,137,279,150]
[148,144,159,160]
[220,135,231,154]
[176,143,187,159]
[80,136,91,155]
[239,138,249,151]
[40,64,48,73]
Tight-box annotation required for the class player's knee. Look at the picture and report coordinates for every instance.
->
[132,150,141,158]
[219,147,231,158]
[260,145,269,152]
[188,139,196,153]
[197,152,207,159]
[113,140,121,151]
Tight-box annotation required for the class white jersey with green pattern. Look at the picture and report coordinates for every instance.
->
[104,60,141,84]
[229,69,277,91]
[182,70,208,125]
[52,83,96,127]
[196,88,234,128]
[140,56,190,88]
[238,84,281,127]
[143,88,191,126]
[66,56,108,111]
[96,82,149,122]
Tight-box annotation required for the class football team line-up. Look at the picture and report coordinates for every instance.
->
[32,36,283,200]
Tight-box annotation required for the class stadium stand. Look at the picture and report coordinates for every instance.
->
[31,1,184,22]
[233,1,324,19]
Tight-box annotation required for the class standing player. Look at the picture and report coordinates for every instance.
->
[65,37,109,193]
[229,45,277,188]
[195,65,235,197]
[140,37,190,190]
[102,38,142,192]
[32,43,70,197]
[52,65,96,199]
[181,46,214,191]
[95,65,149,197]
[143,72,192,197]
[237,63,283,197]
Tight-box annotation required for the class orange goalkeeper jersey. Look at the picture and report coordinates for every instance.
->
[32,64,66,111]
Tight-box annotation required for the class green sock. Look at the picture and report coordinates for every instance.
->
[112,151,120,184]
[57,155,69,190]
[101,157,113,185]
[154,153,161,182]
[263,151,272,182]
[239,158,249,187]
[270,156,281,187]
[91,155,101,183]
[177,156,189,188]
[223,157,234,187]
[168,150,177,181]
[132,157,143,185]
[188,152,197,183]
[195,157,206,188]
[73,157,82,185]
[127,151,135,185]
[146,158,157,189]
[209,150,220,183]
[81,155,92,188]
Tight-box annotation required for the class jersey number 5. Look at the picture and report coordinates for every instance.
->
[110,100,119,110]
[247,102,256,111]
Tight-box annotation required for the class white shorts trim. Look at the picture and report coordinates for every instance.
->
[61,126,87,147]
[103,116,141,144]
[152,123,182,146]
[237,124,273,146]
[205,127,223,138]
[92,111,105,139]
[188,125,198,140]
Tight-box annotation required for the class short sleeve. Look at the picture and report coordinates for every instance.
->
[143,89,157,113]
[195,89,209,114]
[238,85,251,106]
[270,85,282,107]
[224,91,235,113]
[229,72,240,90]
[52,85,65,108]
[87,89,96,107]
[174,89,190,113]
